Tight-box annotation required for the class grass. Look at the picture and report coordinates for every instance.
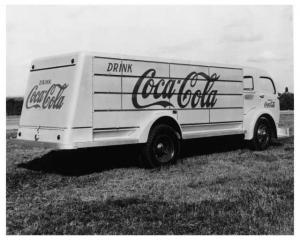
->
[6,114,294,234]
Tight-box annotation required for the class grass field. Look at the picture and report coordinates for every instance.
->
[6,114,294,234]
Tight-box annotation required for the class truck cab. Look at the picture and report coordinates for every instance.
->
[243,67,279,123]
[242,67,284,150]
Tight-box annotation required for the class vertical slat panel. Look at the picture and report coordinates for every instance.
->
[178,110,210,124]
[209,67,242,81]
[93,94,121,110]
[210,109,243,122]
[170,64,209,78]
[93,75,121,92]
[121,60,169,77]
[93,58,123,75]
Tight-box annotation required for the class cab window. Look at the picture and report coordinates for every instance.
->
[243,76,254,91]
[259,76,276,94]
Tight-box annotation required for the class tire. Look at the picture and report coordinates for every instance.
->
[250,117,272,150]
[140,124,181,168]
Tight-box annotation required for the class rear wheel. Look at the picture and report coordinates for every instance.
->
[250,117,271,150]
[140,124,180,168]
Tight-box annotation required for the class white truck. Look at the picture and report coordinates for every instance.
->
[17,52,289,167]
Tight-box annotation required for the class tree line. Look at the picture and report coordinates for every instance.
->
[278,87,294,111]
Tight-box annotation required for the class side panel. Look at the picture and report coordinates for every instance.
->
[209,67,242,81]
[93,94,121,110]
[169,64,208,78]
[93,111,159,129]
[93,75,121,92]
[92,57,170,131]
[122,60,169,78]
[92,57,171,142]
[210,109,244,122]
[122,77,242,94]
[92,56,244,143]
[178,109,209,124]
[169,95,243,109]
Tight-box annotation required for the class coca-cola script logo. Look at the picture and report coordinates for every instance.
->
[132,69,219,109]
[25,83,68,109]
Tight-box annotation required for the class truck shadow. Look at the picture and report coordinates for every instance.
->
[18,144,142,176]
[181,134,246,158]
[18,135,275,176]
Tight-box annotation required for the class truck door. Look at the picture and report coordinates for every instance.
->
[257,76,279,121]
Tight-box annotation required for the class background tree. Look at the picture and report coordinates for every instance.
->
[6,97,23,115]
[279,87,294,110]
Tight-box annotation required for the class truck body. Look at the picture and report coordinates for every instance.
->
[17,52,289,166]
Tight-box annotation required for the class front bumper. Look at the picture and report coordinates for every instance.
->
[277,127,290,138]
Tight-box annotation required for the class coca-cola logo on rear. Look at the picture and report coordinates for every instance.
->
[25,83,68,110]
[132,69,219,109]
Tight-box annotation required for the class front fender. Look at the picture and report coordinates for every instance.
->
[243,108,277,140]
[137,111,180,143]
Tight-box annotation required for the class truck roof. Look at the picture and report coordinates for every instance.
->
[32,51,271,77]
[32,51,244,70]
[243,66,272,78]
[86,51,245,70]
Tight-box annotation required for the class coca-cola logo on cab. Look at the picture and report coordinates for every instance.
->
[25,82,68,110]
[132,69,219,109]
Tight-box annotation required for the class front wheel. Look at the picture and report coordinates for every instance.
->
[250,117,272,150]
[140,124,180,168]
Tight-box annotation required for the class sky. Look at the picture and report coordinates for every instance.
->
[6,5,293,97]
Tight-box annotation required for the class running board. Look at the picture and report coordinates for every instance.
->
[182,129,245,139]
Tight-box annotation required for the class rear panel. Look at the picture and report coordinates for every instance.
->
[19,54,78,128]
[18,53,93,146]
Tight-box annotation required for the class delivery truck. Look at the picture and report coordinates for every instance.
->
[17,52,289,167]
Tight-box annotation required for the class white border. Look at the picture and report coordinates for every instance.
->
[1,1,297,239]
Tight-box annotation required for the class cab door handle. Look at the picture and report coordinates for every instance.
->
[259,94,265,98]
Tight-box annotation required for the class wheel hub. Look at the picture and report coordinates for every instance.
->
[257,124,269,145]
[153,135,175,163]
[156,143,166,155]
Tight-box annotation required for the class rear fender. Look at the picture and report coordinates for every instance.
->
[138,112,181,143]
